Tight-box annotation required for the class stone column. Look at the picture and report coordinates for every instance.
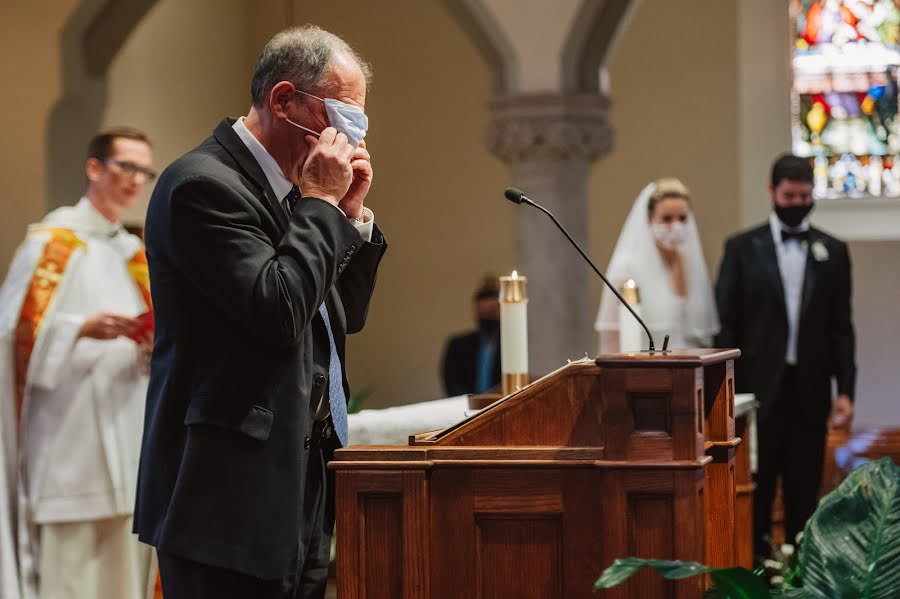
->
[488,93,613,375]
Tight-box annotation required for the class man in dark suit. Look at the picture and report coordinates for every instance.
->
[441,276,502,396]
[134,26,386,598]
[715,154,855,559]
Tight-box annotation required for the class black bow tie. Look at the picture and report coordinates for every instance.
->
[284,185,302,213]
[781,229,808,243]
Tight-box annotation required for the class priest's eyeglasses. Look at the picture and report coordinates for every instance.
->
[105,158,157,182]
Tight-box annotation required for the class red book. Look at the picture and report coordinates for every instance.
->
[126,311,154,342]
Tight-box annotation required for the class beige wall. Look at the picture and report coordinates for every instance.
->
[104,0,252,224]
[0,0,81,275]
[589,0,740,305]
[847,241,900,427]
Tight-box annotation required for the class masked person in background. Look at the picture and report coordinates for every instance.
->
[441,276,501,396]
[715,154,856,560]
[595,178,719,354]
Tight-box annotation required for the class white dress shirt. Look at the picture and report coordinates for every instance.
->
[769,213,809,365]
[231,117,374,241]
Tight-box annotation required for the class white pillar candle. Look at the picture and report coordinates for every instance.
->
[499,271,528,394]
[618,279,644,353]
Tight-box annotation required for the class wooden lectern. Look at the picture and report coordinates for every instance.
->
[332,349,742,598]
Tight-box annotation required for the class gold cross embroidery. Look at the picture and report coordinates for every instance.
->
[34,262,63,288]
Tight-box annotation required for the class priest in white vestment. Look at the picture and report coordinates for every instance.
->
[0,128,157,599]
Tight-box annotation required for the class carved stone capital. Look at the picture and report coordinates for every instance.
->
[487,93,614,164]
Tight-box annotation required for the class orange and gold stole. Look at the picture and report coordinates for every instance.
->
[12,229,85,426]
[12,230,152,428]
[127,248,153,313]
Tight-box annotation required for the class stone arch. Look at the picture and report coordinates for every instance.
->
[46,0,158,209]
[436,0,518,94]
[561,0,643,94]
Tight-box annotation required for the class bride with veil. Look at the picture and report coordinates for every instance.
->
[595,178,719,354]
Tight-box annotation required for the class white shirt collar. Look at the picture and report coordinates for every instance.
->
[73,197,123,236]
[232,117,293,202]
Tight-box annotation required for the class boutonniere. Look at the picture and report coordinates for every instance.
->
[811,240,829,262]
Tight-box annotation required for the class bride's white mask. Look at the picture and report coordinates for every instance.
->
[651,221,688,250]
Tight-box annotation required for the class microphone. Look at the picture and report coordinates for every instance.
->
[503,187,663,352]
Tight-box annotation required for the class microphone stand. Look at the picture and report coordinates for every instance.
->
[512,192,663,352]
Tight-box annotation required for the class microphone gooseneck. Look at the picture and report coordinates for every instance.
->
[504,187,657,352]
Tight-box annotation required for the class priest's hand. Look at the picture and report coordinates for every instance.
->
[829,394,854,430]
[78,312,139,340]
[300,128,354,207]
[338,141,372,220]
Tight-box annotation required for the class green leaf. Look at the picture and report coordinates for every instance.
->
[799,457,900,599]
[709,567,771,598]
[594,558,712,590]
[594,558,768,598]
[347,385,374,414]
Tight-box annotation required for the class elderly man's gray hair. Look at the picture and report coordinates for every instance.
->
[250,25,372,108]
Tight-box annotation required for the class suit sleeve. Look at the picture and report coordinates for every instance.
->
[714,237,742,349]
[831,242,856,399]
[441,337,468,397]
[336,224,387,335]
[167,175,361,349]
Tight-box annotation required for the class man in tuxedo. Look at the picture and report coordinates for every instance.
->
[441,276,502,396]
[715,154,855,558]
[134,26,386,598]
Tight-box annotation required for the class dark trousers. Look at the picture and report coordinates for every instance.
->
[158,422,336,599]
[752,366,827,558]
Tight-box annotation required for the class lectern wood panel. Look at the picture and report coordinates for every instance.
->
[333,349,743,599]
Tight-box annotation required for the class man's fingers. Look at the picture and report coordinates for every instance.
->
[305,135,319,148]
[318,127,338,145]
[109,315,139,329]
[351,147,371,161]
[340,145,356,163]
[350,159,373,178]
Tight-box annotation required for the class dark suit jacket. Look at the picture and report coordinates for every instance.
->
[714,223,855,423]
[441,331,501,396]
[134,119,386,579]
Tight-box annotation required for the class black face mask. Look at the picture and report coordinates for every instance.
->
[774,203,814,228]
[478,318,500,334]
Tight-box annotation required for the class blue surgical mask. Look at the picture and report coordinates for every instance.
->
[286,90,368,147]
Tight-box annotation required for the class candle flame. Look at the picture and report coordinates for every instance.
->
[511,270,518,279]
[625,279,636,289]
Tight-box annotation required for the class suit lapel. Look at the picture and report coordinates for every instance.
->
[800,230,822,317]
[213,119,289,232]
[752,227,788,318]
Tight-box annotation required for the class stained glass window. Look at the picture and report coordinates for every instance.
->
[791,0,900,198]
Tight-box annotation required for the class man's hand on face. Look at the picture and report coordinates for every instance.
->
[338,140,373,220]
[299,127,354,207]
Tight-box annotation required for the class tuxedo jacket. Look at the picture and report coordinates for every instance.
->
[134,119,387,579]
[714,223,855,423]
[441,330,501,396]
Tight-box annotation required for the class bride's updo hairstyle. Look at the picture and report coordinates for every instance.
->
[647,178,691,217]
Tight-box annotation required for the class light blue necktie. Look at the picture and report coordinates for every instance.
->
[318,302,348,447]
